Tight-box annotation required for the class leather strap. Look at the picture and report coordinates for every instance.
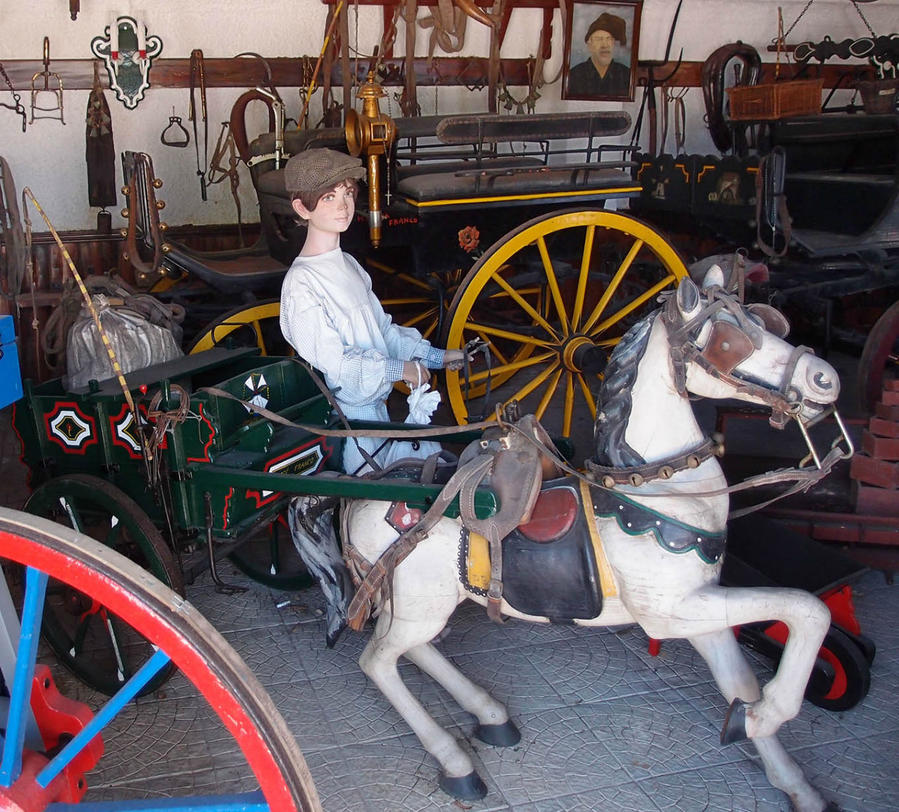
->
[188,49,208,201]
[345,453,493,629]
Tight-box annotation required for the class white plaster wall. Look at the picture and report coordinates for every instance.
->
[1,0,896,231]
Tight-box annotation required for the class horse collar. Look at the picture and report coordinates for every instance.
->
[591,488,726,564]
[587,436,723,488]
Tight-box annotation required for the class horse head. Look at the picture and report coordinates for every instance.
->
[667,266,840,426]
[593,265,847,484]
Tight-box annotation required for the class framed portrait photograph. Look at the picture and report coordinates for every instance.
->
[562,0,642,102]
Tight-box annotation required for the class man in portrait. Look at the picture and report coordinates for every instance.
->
[568,11,631,97]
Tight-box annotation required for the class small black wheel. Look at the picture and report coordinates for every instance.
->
[23,474,183,695]
[805,626,871,712]
[228,513,314,590]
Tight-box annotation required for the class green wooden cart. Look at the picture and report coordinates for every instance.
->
[11,346,492,694]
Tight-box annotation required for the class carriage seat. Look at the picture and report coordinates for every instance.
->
[195,357,341,471]
[396,164,637,205]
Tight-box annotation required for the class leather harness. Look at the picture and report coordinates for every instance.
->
[701,42,761,153]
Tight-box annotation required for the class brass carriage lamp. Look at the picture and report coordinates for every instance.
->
[345,72,396,247]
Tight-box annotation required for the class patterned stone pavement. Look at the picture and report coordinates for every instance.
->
[1,399,897,811]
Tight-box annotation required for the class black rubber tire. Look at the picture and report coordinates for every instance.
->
[805,625,871,712]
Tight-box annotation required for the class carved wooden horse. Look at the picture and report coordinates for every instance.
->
[342,267,847,811]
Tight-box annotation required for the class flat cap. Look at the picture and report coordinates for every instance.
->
[585,12,627,46]
[283,148,365,195]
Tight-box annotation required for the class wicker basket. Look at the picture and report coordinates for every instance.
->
[727,79,824,121]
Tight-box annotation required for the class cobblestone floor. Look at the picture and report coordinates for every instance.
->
[1,400,897,811]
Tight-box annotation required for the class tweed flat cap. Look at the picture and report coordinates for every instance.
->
[284,148,365,195]
[585,12,627,46]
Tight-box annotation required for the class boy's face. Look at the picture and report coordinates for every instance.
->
[293,181,357,235]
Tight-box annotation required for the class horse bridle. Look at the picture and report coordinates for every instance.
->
[664,287,808,425]
[662,287,854,476]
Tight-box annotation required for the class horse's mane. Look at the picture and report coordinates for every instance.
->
[592,312,656,467]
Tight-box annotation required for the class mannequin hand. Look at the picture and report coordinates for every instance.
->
[402,360,430,388]
[443,350,466,371]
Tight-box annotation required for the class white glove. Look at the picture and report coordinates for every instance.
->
[406,383,441,424]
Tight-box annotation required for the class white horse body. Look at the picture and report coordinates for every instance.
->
[342,273,844,811]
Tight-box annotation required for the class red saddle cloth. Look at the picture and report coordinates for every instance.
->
[517,487,579,543]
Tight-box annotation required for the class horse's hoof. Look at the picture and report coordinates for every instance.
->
[474,719,521,747]
[720,698,748,745]
[439,770,488,800]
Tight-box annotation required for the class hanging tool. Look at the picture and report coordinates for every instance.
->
[633,0,682,155]
[85,61,116,228]
[0,61,26,132]
[188,49,208,200]
[160,108,190,147]
[31,37,65,125]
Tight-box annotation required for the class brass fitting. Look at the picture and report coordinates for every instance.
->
[345,71,395,248]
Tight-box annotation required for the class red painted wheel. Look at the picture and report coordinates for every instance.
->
[857,298,899,414]
[0,507,321,811]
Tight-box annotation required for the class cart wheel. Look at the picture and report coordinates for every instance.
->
[24,474,183,696]
[228,513,314,590]
[857,298,899,414]
[188,298,290,356]
[0,507,320,810]
[368,256,462,343]
[805,626,871,712]
[443,209,688,440]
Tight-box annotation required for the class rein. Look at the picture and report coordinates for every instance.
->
[188,49,208,201]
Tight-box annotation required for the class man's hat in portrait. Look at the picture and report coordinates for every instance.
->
[585,12,627,46]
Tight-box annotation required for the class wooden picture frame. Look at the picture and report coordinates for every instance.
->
[562,0,642,102]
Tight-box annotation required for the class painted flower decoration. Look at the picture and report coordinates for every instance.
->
[458,225,480,254]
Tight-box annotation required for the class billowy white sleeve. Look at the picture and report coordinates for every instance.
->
[348,256,446,368]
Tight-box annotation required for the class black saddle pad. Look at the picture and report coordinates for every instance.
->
[500,480,603,623]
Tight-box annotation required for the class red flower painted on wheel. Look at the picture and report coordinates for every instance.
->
[458,226,480,254]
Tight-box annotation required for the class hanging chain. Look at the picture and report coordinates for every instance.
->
[780,0,815,43]
[0,61,27,131]
[849,0,877,38]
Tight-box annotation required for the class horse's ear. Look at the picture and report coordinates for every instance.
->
[747,303,790,338]
[701,264,726,290]
[676,278,701,320]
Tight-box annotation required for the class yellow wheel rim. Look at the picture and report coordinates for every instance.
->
[188,299,285,355]
[444,209,688,440]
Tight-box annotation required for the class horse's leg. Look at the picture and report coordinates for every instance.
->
[359,609,488,800]
[404,642,521,746]
[717,586,830,740]
[690,630,828,812]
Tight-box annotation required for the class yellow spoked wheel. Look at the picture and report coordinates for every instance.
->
[188,299,289,355]
[368,257,465,343]
[443,209,689,442]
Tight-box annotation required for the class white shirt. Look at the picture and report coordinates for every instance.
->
[279,247,442,472]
